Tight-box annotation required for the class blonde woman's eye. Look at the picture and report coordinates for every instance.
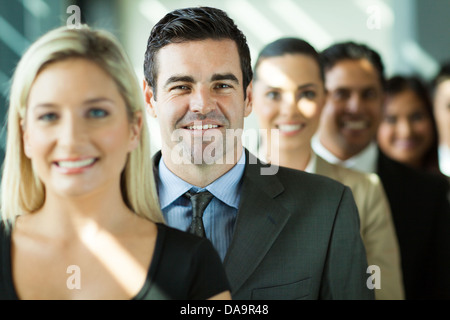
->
[88,108,108,118]
[38,113,58,121]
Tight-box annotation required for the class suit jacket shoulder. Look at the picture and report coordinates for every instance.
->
[225,149,374,300]
[314,155,404,300]
[152,149,374,300]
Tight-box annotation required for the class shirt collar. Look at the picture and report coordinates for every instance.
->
[438,144,450,176]
[345,142,378,173]
[304,151,317,174]
[312,134,378,173]
[157,158,193,210]
[157,149,246,210]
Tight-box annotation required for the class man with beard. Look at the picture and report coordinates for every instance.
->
[313,41,450,299]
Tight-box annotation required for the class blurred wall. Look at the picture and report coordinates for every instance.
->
[0,0,69,176]
[416,0,450,70]
[116,0,450,154]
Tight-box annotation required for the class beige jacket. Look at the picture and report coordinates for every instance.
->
[313,155,405,300]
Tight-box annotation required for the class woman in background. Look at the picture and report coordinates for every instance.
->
[252,37,404,300]
[0,25,230,300]
[377,75,441,174]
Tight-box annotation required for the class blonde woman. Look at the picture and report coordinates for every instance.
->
[0,25,230,300]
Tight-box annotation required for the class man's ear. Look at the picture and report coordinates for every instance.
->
[143,80,157,118]
[244,81,253,118]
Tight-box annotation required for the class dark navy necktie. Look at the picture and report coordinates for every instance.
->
[184,190,214,237]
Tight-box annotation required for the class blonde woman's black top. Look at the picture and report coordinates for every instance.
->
[0,222,230,300]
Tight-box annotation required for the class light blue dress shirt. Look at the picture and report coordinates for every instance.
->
[157,150,246,261]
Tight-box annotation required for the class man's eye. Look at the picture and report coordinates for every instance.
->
[215,83,232,89]
[172,85,190,91]
[88,108,108,118]
[333,90,350,100]
[363,89,378,100]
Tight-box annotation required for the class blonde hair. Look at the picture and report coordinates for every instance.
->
[1,25,164,225]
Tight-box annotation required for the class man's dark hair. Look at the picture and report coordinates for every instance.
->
[253,37,324,82]
[320,41,386,88]
[143,6,252,100]
[431,61,450,95]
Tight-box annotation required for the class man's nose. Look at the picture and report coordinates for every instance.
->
[346,93,364,113]
[189,86,216,115]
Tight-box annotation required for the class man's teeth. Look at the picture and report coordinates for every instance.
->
[57,158,96,168]
[278,124,304,132]
[186,124,219,130]
[344,121,367,130]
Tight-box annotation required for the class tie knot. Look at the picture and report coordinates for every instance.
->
[184,190,214,237]
[184,190,214,213]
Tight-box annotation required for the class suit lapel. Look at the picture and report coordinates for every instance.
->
[153,149,291,293]
[152,151,161,173]
[223,150,291,293]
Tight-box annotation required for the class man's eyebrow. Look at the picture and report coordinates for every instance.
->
[164,75,195,88]
[211,73,240,84]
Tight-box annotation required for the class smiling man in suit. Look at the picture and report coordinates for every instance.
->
[143,6,373,300]
[312,41,450,299]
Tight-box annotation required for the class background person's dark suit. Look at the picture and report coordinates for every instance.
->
[154,149,374,300]
[377,150,450,299]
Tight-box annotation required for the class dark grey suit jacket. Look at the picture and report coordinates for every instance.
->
[153,149,374,300]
